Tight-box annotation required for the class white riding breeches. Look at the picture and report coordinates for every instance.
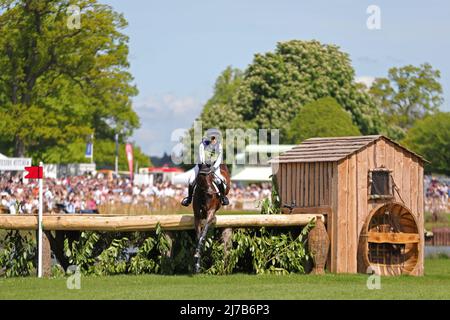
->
[188,165,225,186]
[187,165,199,185]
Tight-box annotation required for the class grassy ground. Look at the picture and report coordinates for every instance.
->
[0,259,449,300]
[425,212,450,230]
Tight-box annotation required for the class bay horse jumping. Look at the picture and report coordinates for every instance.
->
[193,163,230,273]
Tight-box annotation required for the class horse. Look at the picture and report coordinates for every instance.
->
[193,163,230,273]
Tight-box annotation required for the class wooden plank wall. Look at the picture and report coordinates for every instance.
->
[332,156,358,273]
[336,159,349,273]
[330,162,338,272]
[277,161,337,273]
[332,138,424,274]
[417,165,424,275]
[277,162,334,208]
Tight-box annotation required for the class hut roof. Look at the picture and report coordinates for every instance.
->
[269,135,427,163]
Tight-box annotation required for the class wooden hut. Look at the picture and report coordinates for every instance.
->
[270,135,426,276]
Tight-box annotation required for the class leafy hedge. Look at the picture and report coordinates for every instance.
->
[0,223,314,277]
[0,231,36,277]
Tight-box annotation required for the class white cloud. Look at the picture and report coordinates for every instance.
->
[355,76,376,88]
[161,95,198,115]
[135,94,200,116]
[132,94,204,156]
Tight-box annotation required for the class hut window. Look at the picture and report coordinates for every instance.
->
[369,169,393,199]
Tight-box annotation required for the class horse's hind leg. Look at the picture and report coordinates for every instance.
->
[194,214,202,241]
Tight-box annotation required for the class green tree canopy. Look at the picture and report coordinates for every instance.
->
[402,112,450,175]
[198,66,244,130]
[0,0,139,159]
[92,140,150,171]
[286,97,361,143]
[233,40,383,140]
[41,139,150,170]
[369,63,443,138]
[181,66,243,168]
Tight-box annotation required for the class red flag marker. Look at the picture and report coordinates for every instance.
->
[126,143,134,180]
[24,166,44,179]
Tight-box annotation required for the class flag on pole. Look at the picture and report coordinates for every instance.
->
[85,142,93,158]
[125,143,134,180]
[25,164,44,277]
[24,166,44,179]
[85,133,94,162]
[115,133,119,175]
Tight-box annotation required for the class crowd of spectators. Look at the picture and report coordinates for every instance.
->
[425,176,450,213]
[0,172,273,214]
[2,172,448,215]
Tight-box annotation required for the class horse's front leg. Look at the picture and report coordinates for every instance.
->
[194,209,216,274]
[194,213,202,242]
[194,206,203,273]
[194,223,209,273]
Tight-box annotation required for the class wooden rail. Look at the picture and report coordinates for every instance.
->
[367,232,420,244]
[0,214,323,231]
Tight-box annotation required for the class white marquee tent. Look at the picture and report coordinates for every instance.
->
[231,166,272,182]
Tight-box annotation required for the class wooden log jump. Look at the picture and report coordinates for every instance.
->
[0,214,323,232]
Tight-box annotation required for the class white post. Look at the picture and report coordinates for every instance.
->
[91,134,94,164]
[115,133,119,176]
[37,161,43,278]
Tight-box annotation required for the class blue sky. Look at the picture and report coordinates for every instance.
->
[102,0,450,157]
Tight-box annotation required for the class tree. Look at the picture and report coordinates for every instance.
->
[91,140,151,171]
[0,0,139,158]
[203,66,243,111]
[41,138,151,170]
[402,112,450,175]
[233,40,383,140]
[286,97,361,143]
[199,66,244,130]
[181,67,244,169]
[369,63,443,136]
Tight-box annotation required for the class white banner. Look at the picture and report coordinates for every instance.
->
[0,157,32,171]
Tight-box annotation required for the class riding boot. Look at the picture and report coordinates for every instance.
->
[181,183,195,206]
[217,182,229,206]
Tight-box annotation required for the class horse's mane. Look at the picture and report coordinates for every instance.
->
[195,170,216,194]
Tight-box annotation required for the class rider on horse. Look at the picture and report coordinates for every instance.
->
[181,134,229,206]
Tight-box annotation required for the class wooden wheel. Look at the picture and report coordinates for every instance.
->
[358,202,421,276]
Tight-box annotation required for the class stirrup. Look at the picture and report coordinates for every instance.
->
[181,197,192,207]
[220,196,229,206]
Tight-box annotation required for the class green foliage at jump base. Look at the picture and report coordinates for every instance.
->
[0,223,314,277]
[0,231,36,277]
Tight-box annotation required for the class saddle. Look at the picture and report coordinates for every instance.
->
[196,164,224,194]
[198,163,213,175]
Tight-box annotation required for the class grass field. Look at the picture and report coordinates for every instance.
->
[425,212,450,230]
[0,259,449,300]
